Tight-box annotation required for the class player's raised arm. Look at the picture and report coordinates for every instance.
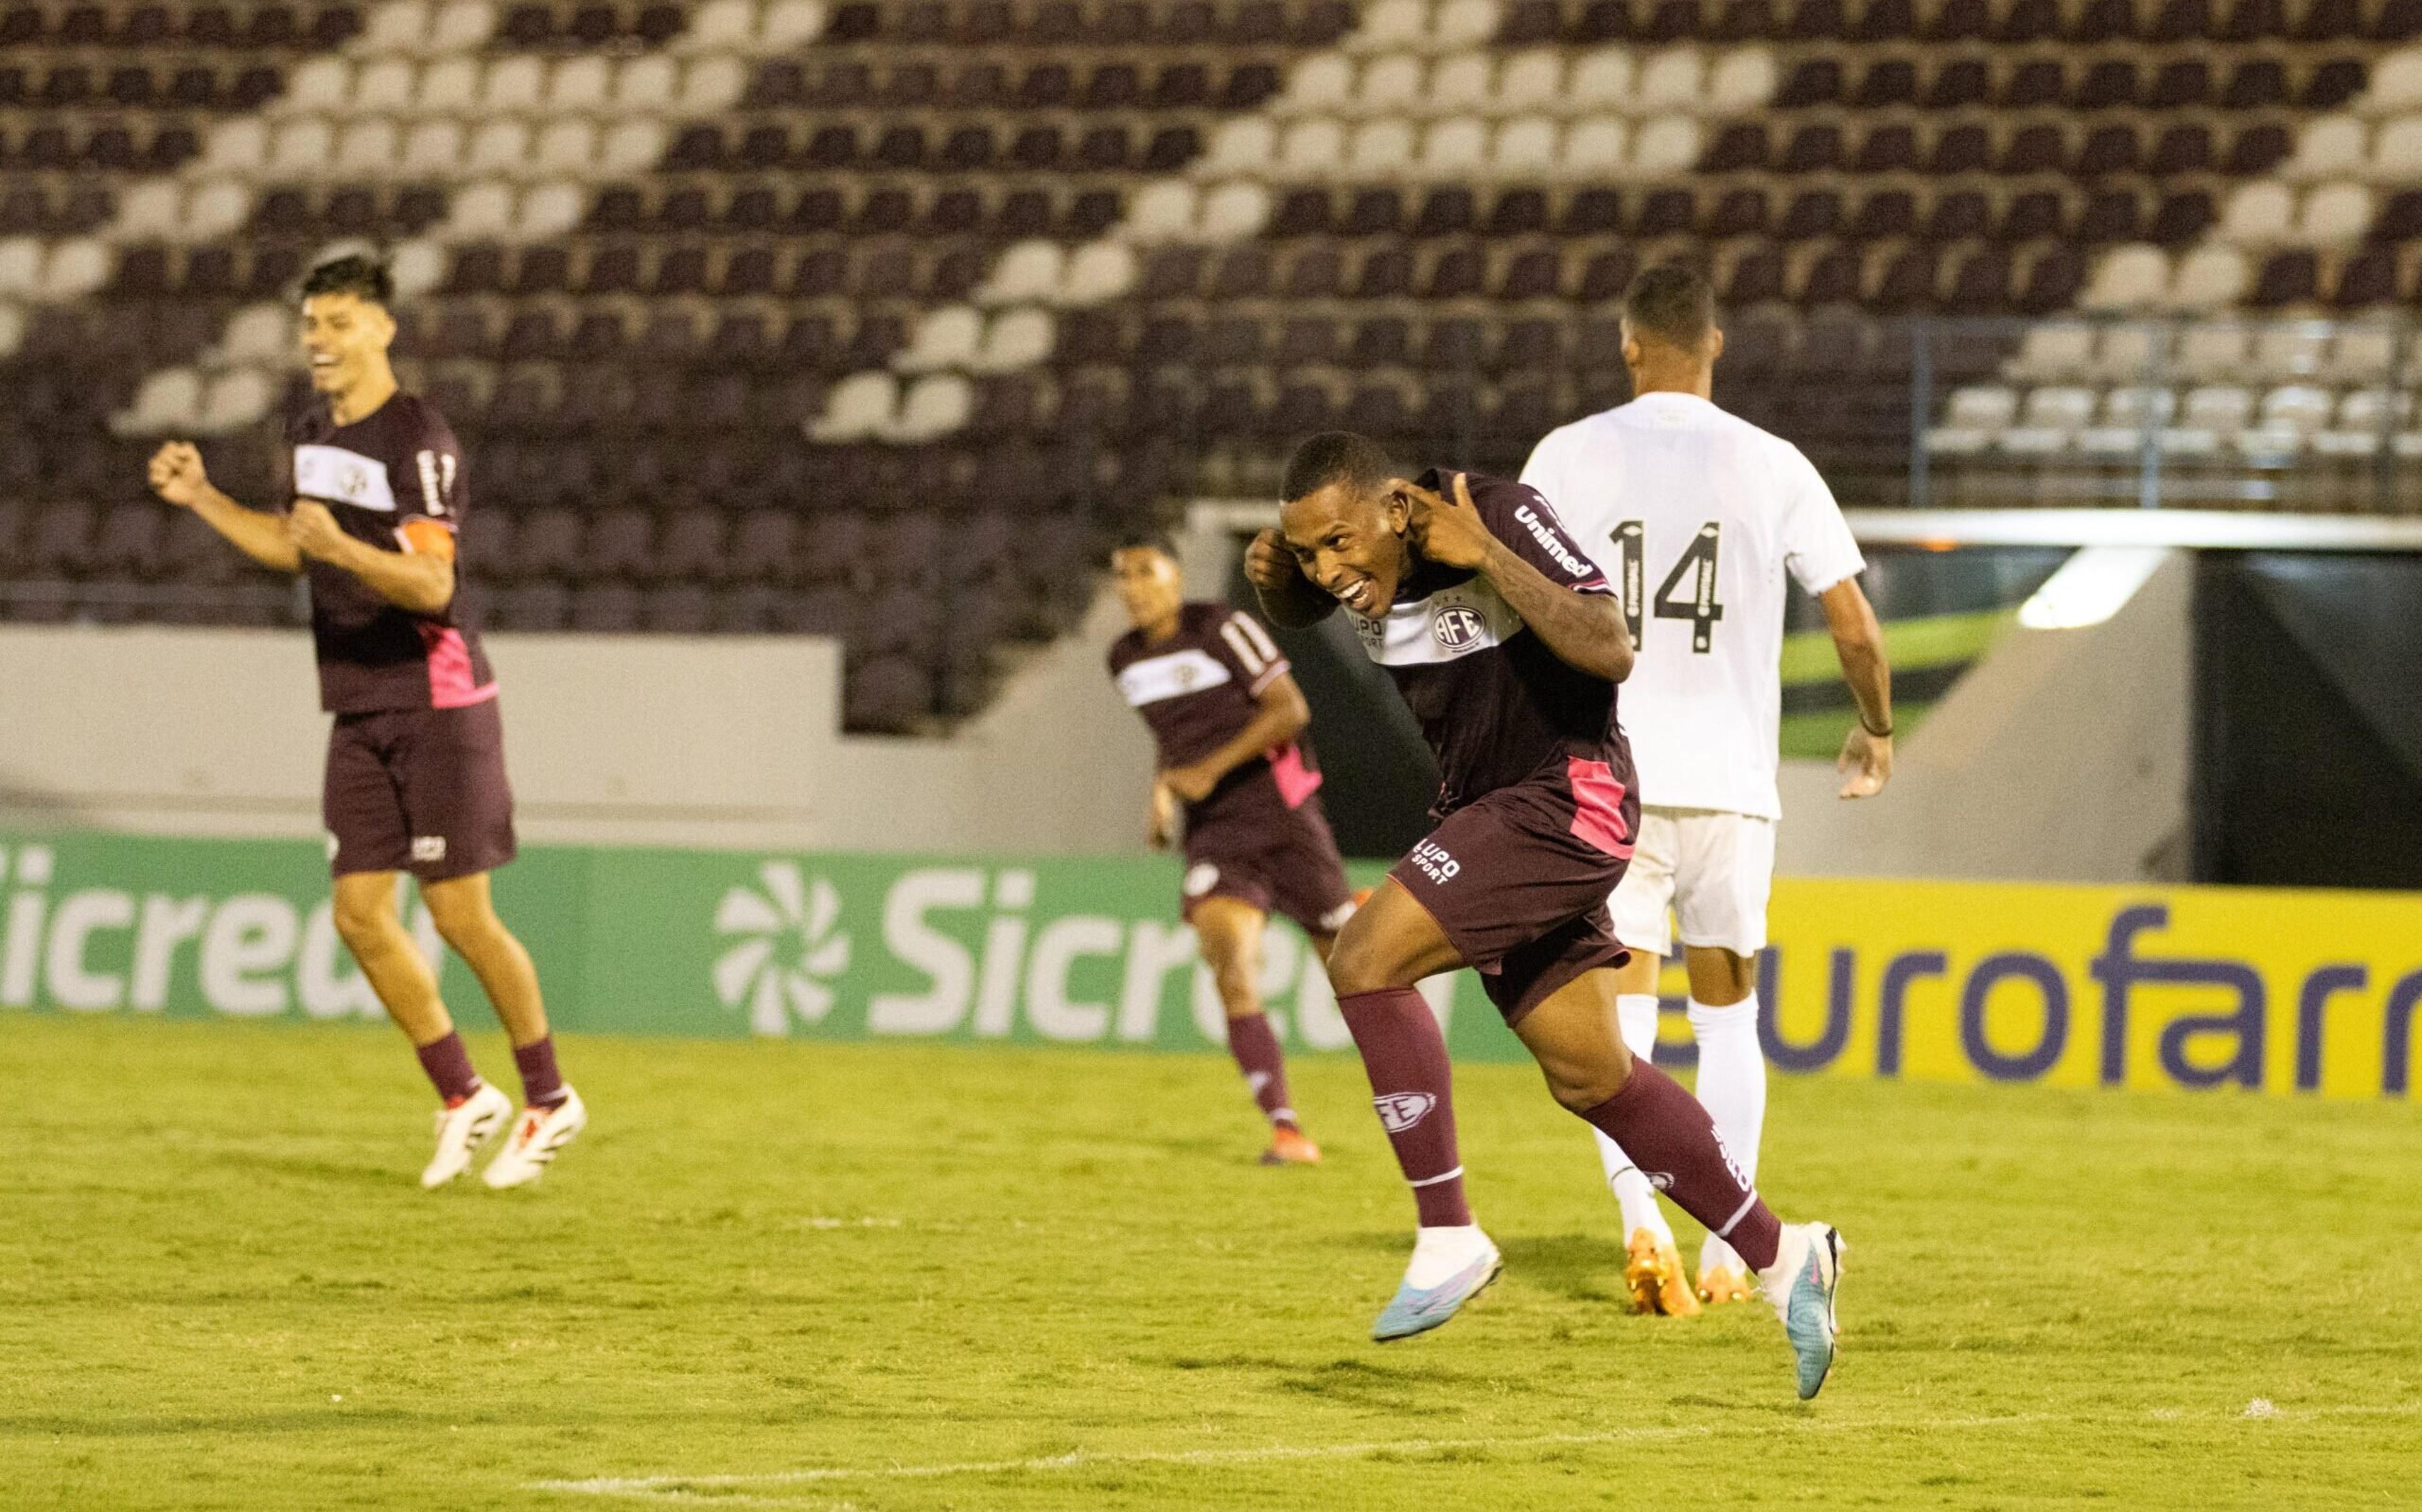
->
[1243,528,1338,628]
[1404,473,1634,683]
[288,504,456,617]
[1821,576,1893,798]
[147,441,302,574]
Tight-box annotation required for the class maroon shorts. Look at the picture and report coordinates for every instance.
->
[1181,801,1357,940]
[324,700,517,881]
[1388,771,1637,1023]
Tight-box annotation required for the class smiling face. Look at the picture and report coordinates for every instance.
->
[1110,544,1185,634]
[298,291,395,399]
[1279,479,1411,617]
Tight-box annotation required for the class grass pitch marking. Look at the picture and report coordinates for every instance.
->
[530,1402,2422,1502]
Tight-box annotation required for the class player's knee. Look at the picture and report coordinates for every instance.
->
[1545,1061,1628,1113]
[330,888,395,952]
[426,893,497,948]
[1323,924,1401,997]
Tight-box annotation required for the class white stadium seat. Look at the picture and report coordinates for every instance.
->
[2359,45,2422,114]
[198,368,278,436]
[271,118,336,178]
[2324,328,2396,382]
[1428,52,1495,114]
[352,0,432,55]
[2261,385,2335,432]
[219,303,291,366]
[1059,241,1137,304]
[416,55,479,111]
[759,0,828,49]
[2296,182,2374,242]
[2371,117,2422,179]
[2003,323,2093,382]
[1567,50,1635,113]
[532,119,599,176]
[1637,48,1706,113]
[1494,117,1559,173]
[1419,117,1489,174]
[0,299,23,362]
[2021,386,2097,431]
[356,56,416,110]
[1559,119,1628,173]
[197,119,270,177]
[467,119,532,176]
[1945,384,2019,428]
[1274,54,1352,117]
[1350,0,1429,51]
[1125,181,1198,241]
[977,241,1064,305]
[2087,324,2159,382]
[180,181,252,241]
[679,0,756,50]
[2181,385,2255,432]
[1630,117,1702,175]
[887,374,971,442]
[402,119,466,175]
[974,308,1056,371]
[113,368,204,435]
[1278,119,1346,175]
[615,55,680,112]
[2254,328,2327,380]
[2219,182,2294,243]
[547,55,613,111]
[387,238,447,296]
[1500,50,1564,104]
[679,56,750,114]
[2285,115,2367,180]
[40,240,110,299]
[286,57,353,111]
[1433,0,1499,50]
[1196,181,1270,241]
[2168,246,2249,308]
[1348,119,1415,173]
[598,120,667,176]
[424,0,496,53]
[0,238,41,298]
[809,371,896,441]
[336,119,402,177]
[1198,118,1275,176]
[483,55,547,111]
[2175,324,2252,380]
[445,180,517,238]
[1708,47,1777,112]
[513,181,585,240]
[893,306,983,373]
[115,180,187,240]
[1354,55,1425,117]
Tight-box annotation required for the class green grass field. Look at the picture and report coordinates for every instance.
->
[3,1016,2416,1510]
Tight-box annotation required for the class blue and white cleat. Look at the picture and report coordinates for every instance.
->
[1372,1229,1502,1342]
[1760,1222,1846,1399]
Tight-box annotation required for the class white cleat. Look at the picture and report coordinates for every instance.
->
[1758,1221,1847,1400]
[482,1086,588,1189]
[421,1082,512,1189]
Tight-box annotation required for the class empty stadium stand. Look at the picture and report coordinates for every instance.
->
[2,0,2417,728]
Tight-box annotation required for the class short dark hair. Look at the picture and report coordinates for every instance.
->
[1622,261,1714,351]
[300,253,394,307]
[1113,530,1180,559]
[1280,431,1394,504]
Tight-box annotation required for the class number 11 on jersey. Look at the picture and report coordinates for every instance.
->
[1609,520,1726,653]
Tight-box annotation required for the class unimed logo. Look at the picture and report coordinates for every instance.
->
[0,842,439,1019]
[712,861,850,1035]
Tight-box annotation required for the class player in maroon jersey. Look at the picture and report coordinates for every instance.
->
[145,255,583,1191]
[1247,432,1843,1398]
[1109,535,1354,1166]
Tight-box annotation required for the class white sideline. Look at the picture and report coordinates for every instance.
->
[529,1402,2422,1501]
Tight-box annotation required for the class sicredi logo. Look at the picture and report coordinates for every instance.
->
[1431,603,1485,653]
[712,861,851,1035]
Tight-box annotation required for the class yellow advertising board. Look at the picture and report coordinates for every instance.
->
[1735,877,2422,1100]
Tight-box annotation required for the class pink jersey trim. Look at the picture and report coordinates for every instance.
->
[1247,658,1292,696]
[420,625,498,709]
[1566,757,1634,858]
[1269,741,1323,810]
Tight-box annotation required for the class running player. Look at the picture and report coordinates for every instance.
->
[144,254,584,1190]
[1248,431,1844,1399]
[1521,264,1892,1315]
[1108,534,1354,1166]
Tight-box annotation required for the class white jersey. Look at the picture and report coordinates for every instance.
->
[1521,392,1864,821]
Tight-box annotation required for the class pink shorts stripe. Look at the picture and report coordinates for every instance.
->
[1567,756,1634,859]
[1268,742,1324,810]
[420,625,498,709]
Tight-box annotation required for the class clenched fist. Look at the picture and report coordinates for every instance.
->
[1243,528,1302,594]
[147,441,210,509]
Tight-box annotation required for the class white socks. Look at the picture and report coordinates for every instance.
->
[1593,993,1673,1244]
[1405,1223,1494,1288]
[1595,991,1770,1274]
[1688,994,1766,1276]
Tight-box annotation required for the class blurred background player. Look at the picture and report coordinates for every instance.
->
[1107,534,1354,1166]
[1523,263,1893,1316]
[1250,433,1844,1399]
[143,255,584,1191]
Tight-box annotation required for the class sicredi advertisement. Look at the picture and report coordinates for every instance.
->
[4,835,2417,1100]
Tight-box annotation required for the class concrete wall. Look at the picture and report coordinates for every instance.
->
[0,591,1157,854]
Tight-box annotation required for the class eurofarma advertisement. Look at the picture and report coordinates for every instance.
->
[5,834,2418,1101]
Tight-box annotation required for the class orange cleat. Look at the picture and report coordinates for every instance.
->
[1624,1229,1702,1317]
[1260,1126,1322,1165]
[1697,1264,1757,1306]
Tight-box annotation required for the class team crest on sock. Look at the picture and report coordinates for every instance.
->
[1374,1091,1437,1132]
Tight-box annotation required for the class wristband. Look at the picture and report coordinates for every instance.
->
[1859,714,1893,739]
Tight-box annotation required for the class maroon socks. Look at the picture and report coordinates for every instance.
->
[1224,1012,1299,1130]
[1579,1060,1781,1272]
[512,1034,569,1110]
[1338,987,1471,1228]
[413,1030,482,1105]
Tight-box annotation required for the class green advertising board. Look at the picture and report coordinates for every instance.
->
[0,834,1499,1059]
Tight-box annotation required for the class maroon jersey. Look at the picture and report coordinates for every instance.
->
[285,393,495,714]
[1346,469,1631,822]
[1108,602,1324,832]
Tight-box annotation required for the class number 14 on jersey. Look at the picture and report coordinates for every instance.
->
[1608,520,1724,653]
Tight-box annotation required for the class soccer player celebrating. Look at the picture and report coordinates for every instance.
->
[1521,264,1892,1317]
[144,254,584,1190]
[1248,433,1843,1398]
[1108,534,1354,1166]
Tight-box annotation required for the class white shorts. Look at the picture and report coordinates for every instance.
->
[1609,806,1776,959]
